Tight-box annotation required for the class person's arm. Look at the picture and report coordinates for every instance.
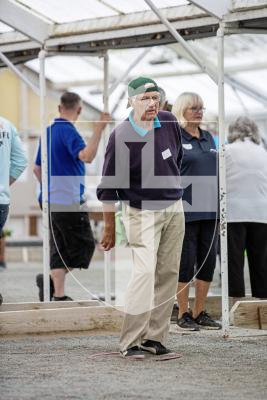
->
[78,112,111,163]
[100,204,116,251]
[97,131,119,251]
[9,125,27,185]
[33,141,42,183]
[33,164,42,183]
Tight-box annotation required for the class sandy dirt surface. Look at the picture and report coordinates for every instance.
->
[1,329,267,400]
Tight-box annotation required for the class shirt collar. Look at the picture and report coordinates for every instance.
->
[182,127,208,141]
[128,111,161,137]
[54,118,73,125]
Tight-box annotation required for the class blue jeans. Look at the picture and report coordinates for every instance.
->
[0,204,9,237]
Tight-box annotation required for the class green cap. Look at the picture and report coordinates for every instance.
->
[128,76,159,97]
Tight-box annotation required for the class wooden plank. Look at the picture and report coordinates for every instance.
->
[258,306,267,330]
[230,300,267,329]
[0,306,124,335]
[189,295,222,319]
[0,300,101,312]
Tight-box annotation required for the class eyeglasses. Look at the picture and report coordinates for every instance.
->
[187,107,206,113]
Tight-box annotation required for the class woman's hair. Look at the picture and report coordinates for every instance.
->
[172,92,203,128]
[228,116,261,144]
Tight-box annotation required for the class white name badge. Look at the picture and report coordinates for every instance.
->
[162,148,172,160]
[183,143,193,150]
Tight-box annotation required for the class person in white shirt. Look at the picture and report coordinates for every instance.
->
[226,116,267,302]
[0,116,27,305]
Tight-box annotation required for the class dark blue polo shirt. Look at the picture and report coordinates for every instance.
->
[97,111,184,210]
[181,127,218,222]
[35,118,86,205]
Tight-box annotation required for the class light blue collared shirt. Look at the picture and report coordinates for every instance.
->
[128,111,161,137]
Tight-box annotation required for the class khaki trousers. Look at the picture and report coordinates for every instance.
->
[120,199,185,352]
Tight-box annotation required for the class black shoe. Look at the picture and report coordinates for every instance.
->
[36,273,54,301]
[120,346,145,359]
[194,311,222,330]
[177,312,200,331]
[140,340,172,355]
[52,295,73,301]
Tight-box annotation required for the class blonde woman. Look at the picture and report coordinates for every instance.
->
[172,92,221,330]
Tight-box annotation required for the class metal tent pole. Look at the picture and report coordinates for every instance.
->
[103,51,112,305]
[39,49,50,303]
[217,24,229,337]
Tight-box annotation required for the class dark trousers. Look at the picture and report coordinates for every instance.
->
[0,204,9,236]
[179,219,219,283]
[50,211,95,270]
[227,222,267,298]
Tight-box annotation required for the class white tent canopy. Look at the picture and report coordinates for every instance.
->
[1,0,267,61]
[1,0,267,126]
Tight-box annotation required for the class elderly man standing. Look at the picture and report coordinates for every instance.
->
[97,77,184,359]
[0,116,27,305]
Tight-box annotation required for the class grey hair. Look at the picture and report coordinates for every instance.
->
[228,116,261,144]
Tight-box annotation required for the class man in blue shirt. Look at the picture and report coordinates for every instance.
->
[0,116,27,304]
[34,92,110,301]
[97,77,185,359]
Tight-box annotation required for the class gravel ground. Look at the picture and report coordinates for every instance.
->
[1,259,265,399]
[1,329,267,400]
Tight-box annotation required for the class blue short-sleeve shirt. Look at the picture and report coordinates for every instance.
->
[35,118,86,205]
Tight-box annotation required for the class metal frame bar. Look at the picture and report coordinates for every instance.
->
[217,23,229,337]
[225,28,267,34]
[38,49,50,303]
[0,0,51,43]
[103,51,112,305]
[1,2,267,55]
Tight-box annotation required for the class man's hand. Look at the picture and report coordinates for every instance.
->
[100,224,115,251]
[100,206,116,251]
[93,112,112,134]
[78,112,112,163]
